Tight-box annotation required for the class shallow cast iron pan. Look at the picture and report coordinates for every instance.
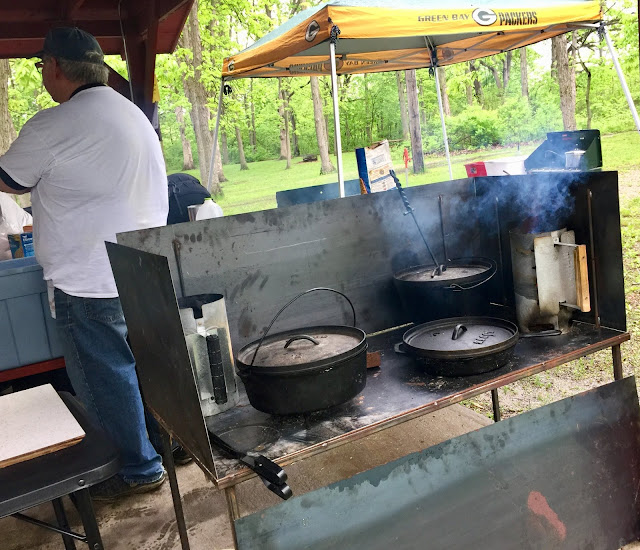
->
[400,316,519,377]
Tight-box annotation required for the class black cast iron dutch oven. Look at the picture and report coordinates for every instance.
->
[236,288,368,415]
[394,258,497,324]
[400,316,518,377]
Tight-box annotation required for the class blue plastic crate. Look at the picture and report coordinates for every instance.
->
[0,257,63,371]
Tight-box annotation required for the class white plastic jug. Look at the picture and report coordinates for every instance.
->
[195,197,224,220]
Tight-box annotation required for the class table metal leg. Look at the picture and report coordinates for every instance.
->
[72,488,103,550]
[52,498,76,550]
[161,429,191,550]
[613,345,623,381]
[225,485,240,549]
[491,389,501,422]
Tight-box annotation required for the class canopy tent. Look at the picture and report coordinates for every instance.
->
[212,0,639,195]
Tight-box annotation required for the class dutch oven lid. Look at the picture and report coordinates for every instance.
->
[394,258,495,284]
[237,325,367,374]
[403,317,518,359]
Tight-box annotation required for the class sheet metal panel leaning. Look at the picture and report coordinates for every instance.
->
[0,27,169,500]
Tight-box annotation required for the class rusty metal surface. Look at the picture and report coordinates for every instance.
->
[235,377,640,550]
[208,322,629,486]
[105,243,217,480]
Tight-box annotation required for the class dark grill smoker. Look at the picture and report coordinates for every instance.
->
[525,130,603,172]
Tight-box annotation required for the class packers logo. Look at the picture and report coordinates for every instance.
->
[306,20,320,42]
[472,8,497,26]
[228,60,235,72]
[322,58,344,72]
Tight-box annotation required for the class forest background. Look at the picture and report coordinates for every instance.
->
[0,0,638,203]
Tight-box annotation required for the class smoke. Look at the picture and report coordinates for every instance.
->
[474,172,579,234]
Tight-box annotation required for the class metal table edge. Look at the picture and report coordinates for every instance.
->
[213,329,631,489]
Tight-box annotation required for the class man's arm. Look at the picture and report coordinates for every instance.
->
[0,167,31,195]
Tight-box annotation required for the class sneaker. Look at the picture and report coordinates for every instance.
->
[172,445,193,466]
[90,470,166,502]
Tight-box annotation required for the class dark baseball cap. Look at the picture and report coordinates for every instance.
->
[35,27,104,64]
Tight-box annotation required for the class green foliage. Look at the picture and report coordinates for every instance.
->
[445,107,502,150]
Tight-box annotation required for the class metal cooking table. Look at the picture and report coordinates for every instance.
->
[207,323,628,491]
[109,171,628,549]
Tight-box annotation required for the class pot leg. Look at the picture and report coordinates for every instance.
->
[225,485,240,549]
[491,389,501,422]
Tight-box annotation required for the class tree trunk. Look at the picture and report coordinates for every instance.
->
[249,81,256,149]
[480,60,503,89]
[469,61,485,106]
[437,67,451,116]
[0,59,16,156]
[552,34,577,131]
[235,126,248,170]
[291,112,300,158]
[464,66,474,106]
[221,131,229,164]
[396,72,410,140]
[520,48,529,100]
[578,55,593,129]
[0,60,28,208]
[178,2,222,193]
[405,69,424,174]
[278,79,291,168]
[310,76,335,174]
[175,106,194,170]
[502,51,512,91]
[364,74,372,143]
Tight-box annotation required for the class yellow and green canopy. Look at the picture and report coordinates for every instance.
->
[222,0,602,79]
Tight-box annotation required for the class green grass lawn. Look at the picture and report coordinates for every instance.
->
[172,131,640,216]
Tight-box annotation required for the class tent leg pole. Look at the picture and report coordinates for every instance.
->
[329,42,345,197]
[603,25,640,134]
[434,66,453,180]
[206,79,225,193]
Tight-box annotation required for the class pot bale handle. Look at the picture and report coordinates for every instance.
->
[250,287,357,366]
[447,258,497,292]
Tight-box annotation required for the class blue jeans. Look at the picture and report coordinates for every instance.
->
[54,288,164,483]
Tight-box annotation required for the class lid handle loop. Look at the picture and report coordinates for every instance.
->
[451,324,467,340]
[284,335,319,349]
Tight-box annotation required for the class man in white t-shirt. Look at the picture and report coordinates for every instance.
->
[0,27,168,500]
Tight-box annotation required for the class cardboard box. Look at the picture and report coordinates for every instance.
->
[8,231,34,258]
[356,140,397,193]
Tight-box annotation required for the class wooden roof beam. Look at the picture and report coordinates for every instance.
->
[61,0,88,21]
[0,21,123,39]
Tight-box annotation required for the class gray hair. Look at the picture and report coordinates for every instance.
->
[50,53,109,85]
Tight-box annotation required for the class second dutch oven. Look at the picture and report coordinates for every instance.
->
[393,258,496,324]
[401,316,518,376]
[236,288,368,415]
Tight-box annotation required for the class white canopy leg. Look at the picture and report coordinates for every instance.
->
[206,79,225,194]
[603,25,640,134]
[329,38,345,197]
[434,66,453,180]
